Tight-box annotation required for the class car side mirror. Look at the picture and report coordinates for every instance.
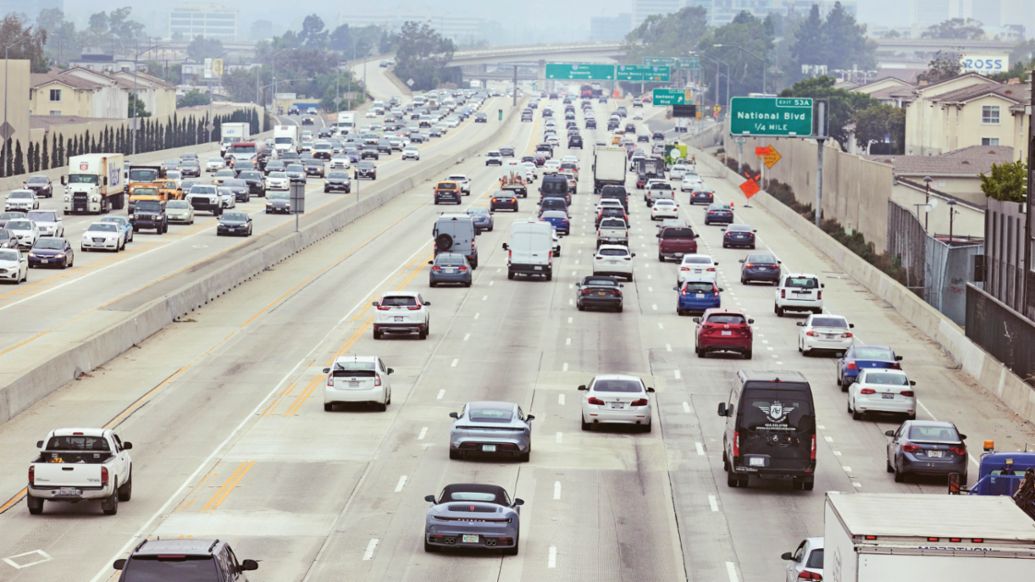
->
[821,283,826,288]
[526,414,535,421]
[122,442,133,450]
[717,402,728,417]
[449,412,459,419]
[672,286,679,291]
[747,319,754,324]
[909,380,916,386]
[692,317,701,324]
[849,323,855,328]
[386,368,394,375]
[371,301,379,307]
[714,261,719,265]
[884,430,896,437]
[423,301,431,306]
[959,434,967,440]
[36,440,43,448]
[647,387,655,393]
[502,243,509,250]
[322,367,330,373]
[240,559,259,571]
[720,228,726,232]
[427,260,433,265]
[513,498,525,506]
[631,253,636,257]
[895,355,903,361]
[577,384,587,391]
[424,494,436,503]
[796,322,804,327]
[780,552,794,561]
[113,559,127,570]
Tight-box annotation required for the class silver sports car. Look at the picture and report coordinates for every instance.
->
[448,401,535,462]
[423,483,523,554]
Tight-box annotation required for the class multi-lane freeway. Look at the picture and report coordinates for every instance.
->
[0,67,1033,582]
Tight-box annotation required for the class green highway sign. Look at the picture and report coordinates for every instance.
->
[644,57,675,67]
[676,56,701,69]
[730,96,813,137]
[616,65,671,82]
[545,63,615,80]
[652,88,686,105]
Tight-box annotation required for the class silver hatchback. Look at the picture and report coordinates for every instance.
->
[449,401,535,462]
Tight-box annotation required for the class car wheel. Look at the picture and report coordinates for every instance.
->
[576,303,584,311]
[801,478,815,491]
[642,420,652,433]
[101,487,119,515]
[372,328,382,340]
[376,401,387,412]
[744,350,752,360]
[429,281,437,288]
[886,458,894,473]
[726,471,740,488]
[419,324,428,340]
[519,450,530,463]
[696,347,705,358]
[894,465,906,483]
[449,448,460,460]
[580,416,591,431]
[424,540,438,553]
[324,403,333,412]
[117,473,133,501]
[26,495,44,515]
[775,306,784,317]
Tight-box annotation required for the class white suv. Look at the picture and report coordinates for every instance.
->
[775,273,824,316]
[372,292,431,339]
[323,355,394,411]
[446,174,471,195]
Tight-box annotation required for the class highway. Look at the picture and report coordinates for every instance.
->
[0,93,1032,582]
[0,64,511,396]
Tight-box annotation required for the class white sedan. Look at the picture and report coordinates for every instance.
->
[681,174,705,192]
[593,244,635,281]
[579,374,655,432]
[81,221,124,252]
[5,218,39,250]
[650,199,680,220]
[677,254,718,285]
[848,369,916,420]
[797,313,855,356]
[0,248,28,283]
[205,158,225,172]
[402,147,420,161]
[265,171,290,191]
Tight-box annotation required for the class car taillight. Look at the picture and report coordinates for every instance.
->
[458,266,468,272]
[805,330,816,337]
[680,266,690,271]
[373,375,382,387]
[581,288,593,296]
[733,431,741,458]
[630,398,648,406]
[431,266,442,271]
[859,388,876,395]
[408,305,422,311]
[744,263,753,269]
[810,433,817,461]
[949,445,967,456]
[902,443,920,453]
[101,466,109,487]
[817,290,823,300]
[843,332,853,338]
[900,390,914,397]
[377,305,391,311]
[780,289,786,298]
[706,267,716,272]
[28,466,34,486]
[889,362,901,369]
[798,572,822,581]
[587,396,605,405]
[846,362,858,370]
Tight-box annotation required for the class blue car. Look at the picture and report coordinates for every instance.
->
[675,280,721,315]
[466,208,494,233]
[540,210,571,235]
[837,344,903,391]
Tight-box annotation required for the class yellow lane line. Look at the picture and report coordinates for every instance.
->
[282,374,325,417]
[200,460,255,512]
[103,367,190,430]
[260,379,297,417]
[0,487,26,514]
[0,331,47,358]
[175,468,217,512]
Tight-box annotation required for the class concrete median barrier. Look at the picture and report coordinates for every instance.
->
[695,148,1035,426]
[0,100,523,425]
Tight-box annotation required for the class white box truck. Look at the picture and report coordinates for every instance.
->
[336,112,355,134]
[62,154,126,214]
[824,492,1035,582]
[502,220,553,281]
[592,146,627,194]
[219,122,250,155]
[273,124,299,156]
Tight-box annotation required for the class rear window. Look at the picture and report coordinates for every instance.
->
[662,228,695,239]
[852,346,894,360]
[739,387,815,431]
[811,317,847,328]
[600,219,625,228]
[745,254,777,264]
[907,425,960,442]
[592,379,642,392]
[683,282,714,293]
[706,314,746,325]
[122,556,219,581]
[381,296,417,307]
[683,256,711,264]
[468,407,513,422]
[541,179,568,194]
[599,248,628,257]
[863,372,908,385]
[46,436,110,451]
[784,277,818,289]
[584,278,619,287]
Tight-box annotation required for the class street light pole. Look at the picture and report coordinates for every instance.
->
[922,175,933,232]
[713,43,768,95]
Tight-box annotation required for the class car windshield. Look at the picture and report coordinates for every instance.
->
[0,249,18,261]
[88,223,117,232]
[68,174,99,184]
[239,172,260,180]
[34,238,64,250]
[121,556,219,581]
[268,172,287,179]
[583,278,619,287]
[222,213,247,221]
[191,186,216,194]
[852,346,894,360]
[287,165,304,172]
[466,209,488,216]
[8,191,31,199]
[727,224,752,232]
[26,176,48,184]
[785,277,818,289]
[269,192,289,200]
[592,379,642,393]
[864,372,908,385]
[468,406,513,423]
[381,295,417,307]
[811,317,847,328]
[907,425,960,442]
[167,201,188,209]
[7,220,31,229]
[706,313,746,325]
[136,201,162,212]
[328,173,349,179]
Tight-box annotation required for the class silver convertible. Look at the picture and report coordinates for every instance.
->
[448,401,534,462]
[423,483,523,555]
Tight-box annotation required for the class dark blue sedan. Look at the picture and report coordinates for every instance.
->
[704,203,734,226]
[540,210,570,235]
[740,252,781,285]
[466,208,494,233]
[837,345,903,391]
[722,224,756,249]
[675,281,721,315]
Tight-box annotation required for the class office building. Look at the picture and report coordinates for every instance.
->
[168,4,239,42]
[590,13,633,41]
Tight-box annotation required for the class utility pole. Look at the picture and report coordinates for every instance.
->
[923,175,933,232]
[814,100,828,227]
[1025,69,1034,314]
[512,65,518,107]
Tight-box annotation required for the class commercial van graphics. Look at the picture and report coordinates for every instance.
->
[741,390,814,465]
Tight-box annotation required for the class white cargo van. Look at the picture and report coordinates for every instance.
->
[503,220,554,281]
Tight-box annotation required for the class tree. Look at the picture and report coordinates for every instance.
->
[789,5,826,78]
[787,2,874,82]
[1,15,50,73]
[13,141,25,176]
[698,12,774,99]
[923,18,985,40]
[41,136,49,170]
[390,21,456,91]
[623,6,710,62]
[3,139,12,176]
[780,76,875,149]
[177,89,212,108]
[917,51,962,84]
[853,104,905,154]
[186,36,225,61]
[980,161,1027,202]
[36,9,81,67]
[128,94,150,118]
[299,14,328,50]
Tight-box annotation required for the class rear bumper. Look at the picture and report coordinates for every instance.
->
[28,484,112,501]
[698,337,751,353]
[583,406,650,425]
[731,460,815,478]
[324,385,386,404]
[374,322,424,333]
[742,269,779,282]
[509,263,551,275]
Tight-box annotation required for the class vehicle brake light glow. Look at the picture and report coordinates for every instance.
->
[101,466,109,487]
[376,305,391,311]
[587,396,605,405]
[630,398,648,406]
[373,375,381,387]
[798,572,822,581]
[901,390,914,397]
[864,535,878,541]
[810,433,817,461]
[805,330,816,337]
[780,289,786,299]
[28,466,34,486]
[733,431,741,459]
[431,266,442,271]
[408,305,422,311]
[846,362,858,370]
[859,388,876,395]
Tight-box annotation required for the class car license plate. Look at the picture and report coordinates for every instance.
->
[749,457,765,467]
[882,393,894,399]
[348,380,360,387]
[443,268,455,273]
[596,291,607,297]
[481,444,497,452]
[40,258,49,263]
[462,534,479,544]
[609,402,624,409]
[695,293,705,299]
[721,330,733,336]
[927,450,943,458]
[58,487,79,496]
[534,266,542,271]
[394,316,404,322]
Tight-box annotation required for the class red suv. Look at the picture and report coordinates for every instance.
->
[693,309,754,359]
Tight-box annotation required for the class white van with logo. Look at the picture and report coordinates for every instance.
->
[503,220,554,281]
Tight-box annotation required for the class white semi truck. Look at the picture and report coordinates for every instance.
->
[62,153,126,214]
[592,146,628,194]
[823,492,1035,582]
[336,111,356,134]
[219,122,250,156]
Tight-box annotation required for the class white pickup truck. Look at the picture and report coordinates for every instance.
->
[596,217,630,247]
[27,428,134,515]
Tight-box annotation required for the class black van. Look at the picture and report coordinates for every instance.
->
[717,370,817,490]
[599,184,628,210]
[540,175,571,205]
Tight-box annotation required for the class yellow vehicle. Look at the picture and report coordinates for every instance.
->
[128,182,179,214]
[611,134,622,145]
[157,180,183,201]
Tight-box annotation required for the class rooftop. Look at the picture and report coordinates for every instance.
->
[866,146,1017,177]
